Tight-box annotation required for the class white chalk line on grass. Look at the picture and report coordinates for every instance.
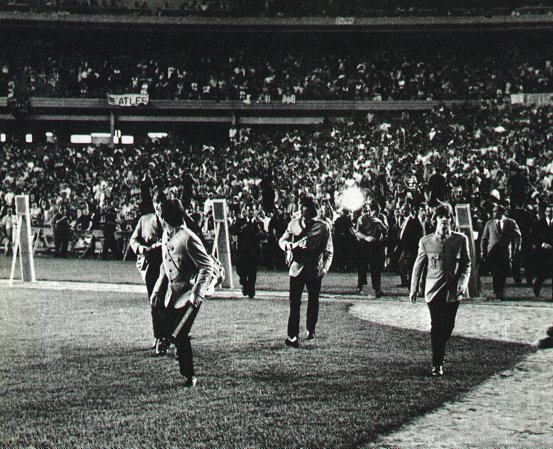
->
[0,279,292,299]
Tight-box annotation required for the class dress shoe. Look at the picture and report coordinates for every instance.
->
[533,283,541,298]
[155,338,170,356]
[546,326,553,337]
[375,290,383,298]
[537,336,553,350]
[305,331,315,340]
[183,376,197,388]
[285,336,299,348]
[355,288,364,294]
[431,365,443,377]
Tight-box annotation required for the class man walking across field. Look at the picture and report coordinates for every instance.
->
[410,204,471,377]
[151,198,215,387]
[354,200,388,298]
[279,195,333,348]
[230,203,266,298]
[130,191,168,355]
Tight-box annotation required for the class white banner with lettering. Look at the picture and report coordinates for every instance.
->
[510,93,553,107]
[107,94,149,107]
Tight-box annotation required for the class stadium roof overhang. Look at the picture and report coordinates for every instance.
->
[1,12,553,34]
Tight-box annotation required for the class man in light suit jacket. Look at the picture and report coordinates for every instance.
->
[279,195,333,348]
[151,199,215,387]
[480,204,521,301]
[410,204,471,377]
[130,191,166,355]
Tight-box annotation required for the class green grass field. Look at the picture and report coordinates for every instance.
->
[0,277,532,449]
[0,255,549,300]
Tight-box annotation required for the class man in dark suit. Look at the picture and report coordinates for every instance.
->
[267,204,289,270]
[332,208,356,272]
[531,203,553,301]
[509,205,535,286]
[151,198,215,387]
[279,195,333,348]
[53,205,71,258]
[481,204,521,301]
[398,203,424,288]
[130,191,166,355]
[230,204,266,298]
[410,204,471,377]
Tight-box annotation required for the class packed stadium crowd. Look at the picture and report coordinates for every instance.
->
[1,101,552,283]
[5,0,553,17]
[1,43,552,101]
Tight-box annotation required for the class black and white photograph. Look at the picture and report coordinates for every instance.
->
[1,1,553,448]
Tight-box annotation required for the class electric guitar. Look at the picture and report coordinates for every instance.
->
[285,236,308,266]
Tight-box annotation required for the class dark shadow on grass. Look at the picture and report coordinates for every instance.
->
[0,295,534,449]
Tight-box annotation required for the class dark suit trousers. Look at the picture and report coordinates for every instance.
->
[487,246,510,299]
[357,243,384,292]
[237,261,258,297]
[144,262,169,340]
[534,247,553,299]
[427,289,460,366]
[54,233,69,258]
[171,303,200,379]
[287,270,322,338]
[399,250,416,286]
[489,261,508,299]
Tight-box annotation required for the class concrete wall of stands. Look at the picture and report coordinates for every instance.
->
[0,98,473,125]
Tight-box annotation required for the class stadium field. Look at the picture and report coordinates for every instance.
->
[0,255,549,300]
[0,257,536,448]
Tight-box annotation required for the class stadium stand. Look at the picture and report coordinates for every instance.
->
[0,38,552,101]
[1,0,553,17]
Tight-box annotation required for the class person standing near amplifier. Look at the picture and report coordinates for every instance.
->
[410,204,471,377]
[279,195,333,348]
[130,191,168,355]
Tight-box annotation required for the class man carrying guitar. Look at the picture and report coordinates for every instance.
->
[353,200,388,298]
[279,195,333,348]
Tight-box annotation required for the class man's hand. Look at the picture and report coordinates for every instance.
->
[144,242,162,253]
[457,286,468,298]
[410,293,417,304]
[150,292,163,308]
[319,268,328,278]
[189,292,204,308]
